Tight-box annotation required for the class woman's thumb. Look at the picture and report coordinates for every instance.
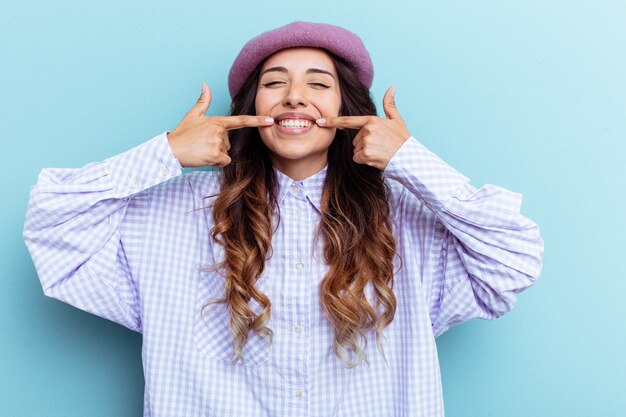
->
[190,82,212,116]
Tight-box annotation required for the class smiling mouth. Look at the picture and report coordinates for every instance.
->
[275,119,315,135]
[278,118,312,128]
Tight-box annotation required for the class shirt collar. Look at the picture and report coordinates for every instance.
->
[274,164,327,213]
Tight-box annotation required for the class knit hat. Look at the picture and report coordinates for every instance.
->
[228,21,374,99]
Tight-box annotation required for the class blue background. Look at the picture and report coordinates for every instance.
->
[2,1,625,416]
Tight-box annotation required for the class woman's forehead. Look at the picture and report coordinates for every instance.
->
[261,47,336,74]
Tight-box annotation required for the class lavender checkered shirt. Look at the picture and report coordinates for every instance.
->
[23,132,544,416]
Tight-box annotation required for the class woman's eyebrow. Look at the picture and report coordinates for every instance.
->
[261,66,335,80]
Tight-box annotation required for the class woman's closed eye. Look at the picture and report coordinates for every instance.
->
[310,82,331,88]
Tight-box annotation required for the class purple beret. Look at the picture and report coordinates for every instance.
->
[228,21,374,99]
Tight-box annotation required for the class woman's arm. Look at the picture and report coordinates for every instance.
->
[383,136,545,337]
[22,132,183,332]
[23,83,275,332]
[317,87,544,336]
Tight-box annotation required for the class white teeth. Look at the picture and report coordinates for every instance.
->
[279,119,311,128]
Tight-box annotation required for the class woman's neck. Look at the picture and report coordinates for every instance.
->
[270,153,328,181]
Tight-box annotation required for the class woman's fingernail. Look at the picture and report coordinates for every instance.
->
[316,118,327,125]
[391,85,397,96]
[265,117,274,123]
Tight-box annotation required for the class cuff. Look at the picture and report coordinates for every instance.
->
[105,131,183,198]
[383,136,471,214]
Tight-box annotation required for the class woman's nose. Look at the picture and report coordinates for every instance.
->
[282,82,308,107]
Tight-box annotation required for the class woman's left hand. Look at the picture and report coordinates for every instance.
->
[315,86,411,170]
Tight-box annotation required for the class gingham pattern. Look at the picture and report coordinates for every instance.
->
[23,132,544,417]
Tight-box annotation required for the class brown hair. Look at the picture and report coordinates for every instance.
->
[207,49,398,368]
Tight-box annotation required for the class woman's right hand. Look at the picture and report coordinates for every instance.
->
[167,83,274,168]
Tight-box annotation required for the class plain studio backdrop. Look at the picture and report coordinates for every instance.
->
[1,1,625,416]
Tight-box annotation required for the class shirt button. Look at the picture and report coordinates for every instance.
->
[160,166,170,178]
[131,179,140,190]
[290,184,300,193]
[293,325,302,335]
[295,262,304,272]
[295,208,304,216]
[295,389,303,398]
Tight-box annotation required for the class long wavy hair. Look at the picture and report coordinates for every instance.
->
[206,48,398,368]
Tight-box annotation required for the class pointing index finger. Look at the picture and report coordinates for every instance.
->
[316,116,374,129]
[218,115,275,130]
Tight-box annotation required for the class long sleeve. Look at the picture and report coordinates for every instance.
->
[22,131,183,332]
[383,137,544,338]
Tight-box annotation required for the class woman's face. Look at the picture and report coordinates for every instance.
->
[255,47,341,179]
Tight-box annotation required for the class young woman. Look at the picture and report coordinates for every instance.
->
[23,21,544,417]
